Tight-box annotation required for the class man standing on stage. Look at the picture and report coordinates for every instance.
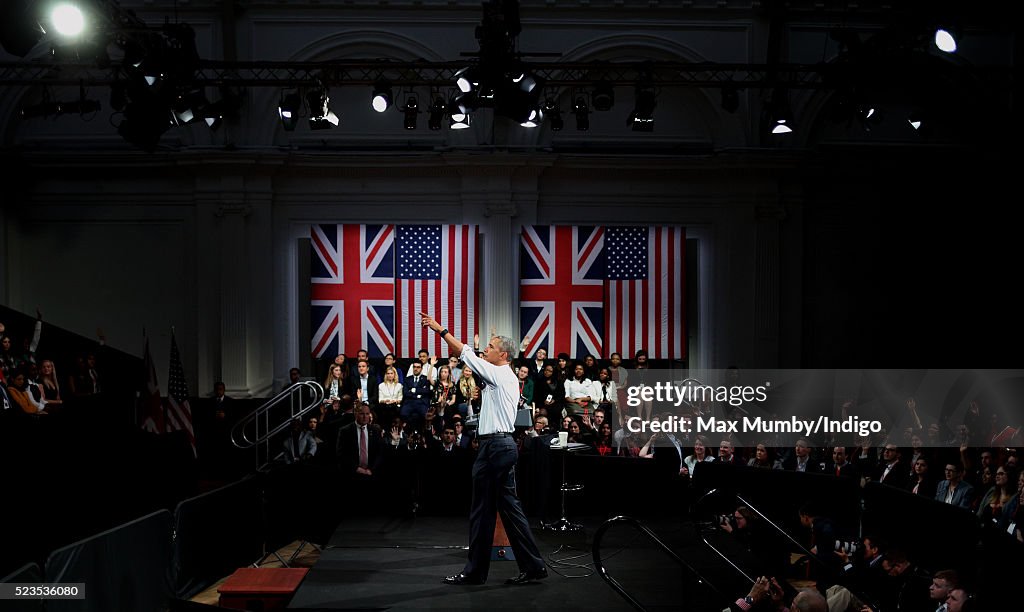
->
[419,311,547,586]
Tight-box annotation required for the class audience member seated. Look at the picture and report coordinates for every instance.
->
[685,435,715,474]
[323,363,346,402]
[281,418,317,464]
[826,446,857,478]
[876,443,911,489]
[454,365,480,418]
[377,366,403,424]
[7,368,48,415]
[976,465,1016,523]
[402,361,431,428]
[908,456,939,498]
[780,439,821,473]
[935,461,974,509]
[748,442,780,469]
[431,365,457,424]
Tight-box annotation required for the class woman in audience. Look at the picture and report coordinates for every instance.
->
[431,365,457,424]
[536,364,565,418]
[581,354,600,381]
[684,435,715,474]
[0,334,17,378]
[455,365,480,418]
[7,369,47,415]
[591,367,618,423]
[747,442,778,469]
[383,353,404,385]
[593,422,614,456]
[322,363,346,402]
[977,466,1017,522]
[908,457,938,498]
[38,359,63,409]
[377,366,404,423]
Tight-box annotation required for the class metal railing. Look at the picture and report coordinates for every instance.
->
[592,515,725,612]
[230,380,324,452]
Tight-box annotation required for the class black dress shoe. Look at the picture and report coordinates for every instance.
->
[505,567,548,585]
[443,573,485,585]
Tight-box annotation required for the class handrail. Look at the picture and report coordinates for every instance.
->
[230,381,325,449]
[592,515,726,612]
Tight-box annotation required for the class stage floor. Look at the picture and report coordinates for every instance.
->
[286,514,746,611]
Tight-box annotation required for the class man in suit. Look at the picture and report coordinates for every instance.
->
[825,446,857,478]
[350,359,379,409]
[935,462,975,509]
[876,444,910,489]
[337,403,385,478]
[402,361,431,429]
[781,439,823,473]
[348,349,378,382]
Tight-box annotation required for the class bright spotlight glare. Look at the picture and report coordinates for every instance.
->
[934,29,957,53]
[772,123,793,134]
[372,95,389,113]
[52,4,85,37]
[909,119,922,130]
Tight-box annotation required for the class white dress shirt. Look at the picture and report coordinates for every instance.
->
[459,345,517,435]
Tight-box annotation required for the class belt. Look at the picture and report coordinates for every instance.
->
[477,432,512,440]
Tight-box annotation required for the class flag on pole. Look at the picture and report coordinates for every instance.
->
[138,334,164,433]
[165,331,196,456]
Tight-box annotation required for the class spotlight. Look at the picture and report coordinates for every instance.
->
[856,104,883,131]
[592,82,614,111]
[307,88,339,130]
[627,87,656,132]
[371,81,392,113]
[51,3,85,38]
[544,100,562,131]
[449,96,471,130]
[720,85,739,113]
[403,96,418,130]
[172,88,208,125]
[454,67,481,94]
[934,28,957,53]
[520,106,544,128]
[768,89,794,135]
[278,91,301,131]
[573,96,589,131]
[428,96,445,131]
[450,113,471,130]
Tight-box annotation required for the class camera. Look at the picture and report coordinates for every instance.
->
[835,540,860,554]
[719,514,736,529]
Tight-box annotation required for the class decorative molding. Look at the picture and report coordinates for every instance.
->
[215,204,253,218]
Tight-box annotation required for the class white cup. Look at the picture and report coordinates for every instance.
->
[558,431,568,447]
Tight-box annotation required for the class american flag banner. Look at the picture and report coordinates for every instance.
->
[395,225,478,358]
[165,332,196,456]
[520,225,606,358]
[311,224,395,358]
[604,226,685,360]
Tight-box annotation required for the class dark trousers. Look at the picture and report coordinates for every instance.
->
[463,436,545,580]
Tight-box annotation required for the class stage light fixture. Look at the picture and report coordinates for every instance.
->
[544,100,563,131]
[768,89,794,135]
[278,91,301,131]
[592,82,614,111]
[573,97,589,131]
[402,96,419,130]
[907,110,924,131]
[172,89,208,125]
[856,104,883,132]
[51,3,85,38]
[627,86,656,132]
[308,88,339,129]
[934,28,957,53]
[449,97,471,130]
[428,97,445,131]
[520,106,543,128]
[454,67,481,94]
[371,81,392,113]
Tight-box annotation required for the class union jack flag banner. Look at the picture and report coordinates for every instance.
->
[311,224,478,359]
[520,225,685,360]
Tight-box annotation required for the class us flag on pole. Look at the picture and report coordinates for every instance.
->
[604,226,685,360]
[395,225,478,358]
[165,332,196,457]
